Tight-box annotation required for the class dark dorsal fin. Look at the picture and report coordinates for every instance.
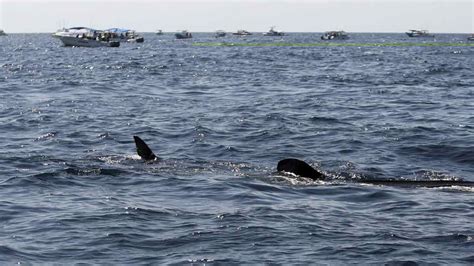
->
[277,158,325,180]
[133,136,157,161]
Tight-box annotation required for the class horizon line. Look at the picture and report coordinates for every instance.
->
[2,31,474,34]
[193,42,474,47]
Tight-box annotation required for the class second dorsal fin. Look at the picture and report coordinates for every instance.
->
[277,158,325,180]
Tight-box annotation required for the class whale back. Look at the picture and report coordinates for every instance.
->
[277,158,474,187]
[277,158,325,180]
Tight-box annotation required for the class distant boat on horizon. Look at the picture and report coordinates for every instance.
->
[156,29,163,35]
[175,30,192,39]
[215,30,226,38]
[406,29,434,38]
[0,29,7,36]
[233,29,252,36]
[321,31,349,40]
[105,28,144,43]
[263,26,285,36]
[468,34,474,41]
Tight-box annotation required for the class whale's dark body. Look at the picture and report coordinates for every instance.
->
[133,136,474,188]
[276,158,474,188]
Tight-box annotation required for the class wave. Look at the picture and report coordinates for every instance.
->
[399,144,474,165]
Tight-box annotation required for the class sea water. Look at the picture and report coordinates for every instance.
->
[0,33,473,264]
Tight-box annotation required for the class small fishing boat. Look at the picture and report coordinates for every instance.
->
[52,27,120,47]
[405,29,434,37]
[215,30,226,38]
[232,30,252,36]
[156,29,163,35]
[175,30,192,39]
[321,31,349,40]
[0,29,7,36]
[263,26,285,36]
[105,28,144,43]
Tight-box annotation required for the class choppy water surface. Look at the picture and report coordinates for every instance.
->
[0,33,473,264]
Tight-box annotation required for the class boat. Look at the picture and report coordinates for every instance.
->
[156,29,163,35]
[321,31,349,40]
[175,30,192,39]
[105,28,144,43]
[263,26,285,36]
[215,30,226,38]
[0,30,6,36]
[468,35,474,41]
[232,30,252,36]
[52,27,120,47]
[405,29,434,37]
[53,27,96,38]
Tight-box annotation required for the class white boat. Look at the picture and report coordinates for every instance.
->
[105,28,144,43]
[263,26,284,36]
[0,30,6,36]
[233,30,252,36]
[53,27,96,38]
[321,31,349,40]
[175,30,192,39]
[52,27,120,47]
[406,30,434,37]
[468,35,474,41]
[215,30,226,38]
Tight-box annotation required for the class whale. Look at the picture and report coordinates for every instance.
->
[132,136,474,188]
[277,158,474,188]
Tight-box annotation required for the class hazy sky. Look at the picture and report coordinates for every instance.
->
[1,0,472,33]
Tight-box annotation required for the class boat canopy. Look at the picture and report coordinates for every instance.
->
[105,28,132,33]
[68,27,98,32]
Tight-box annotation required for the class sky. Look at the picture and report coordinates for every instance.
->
[0,0,472,33]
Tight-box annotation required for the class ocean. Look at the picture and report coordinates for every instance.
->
[0,32,473,264]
